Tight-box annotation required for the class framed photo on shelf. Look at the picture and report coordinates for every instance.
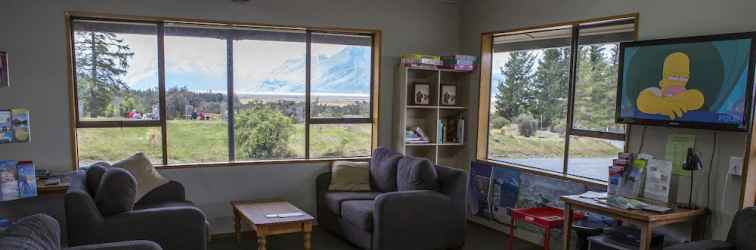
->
[412,82,431,105]
[0,52,8,88]
[440,84,457,106]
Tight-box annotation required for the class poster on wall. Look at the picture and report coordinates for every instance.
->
[0,52,8,88]
[11,109,30,143]
[515,173,587,209]
[468,162,493,219]
[0,160,37,201]
[490,167,520,224]
[0,110,11,144]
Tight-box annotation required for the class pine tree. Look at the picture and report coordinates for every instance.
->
[75,31,134,118]
[494,51,536,121]
[533,48,569,129]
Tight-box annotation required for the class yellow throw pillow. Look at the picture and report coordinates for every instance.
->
[329,161,371,191]
[111,153,169,201]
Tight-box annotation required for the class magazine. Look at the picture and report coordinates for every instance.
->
[17,161,37,198]
[11,109,30,143]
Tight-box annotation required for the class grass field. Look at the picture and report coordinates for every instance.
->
[77,120,371,165]
[487,125,621,158]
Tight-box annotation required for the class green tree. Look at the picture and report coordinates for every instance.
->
[75,31,134,118]
[235,105,295,159]
[532,48,569,129]
[495,51,536,121]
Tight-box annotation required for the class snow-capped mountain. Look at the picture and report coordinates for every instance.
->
[245,46,371,95]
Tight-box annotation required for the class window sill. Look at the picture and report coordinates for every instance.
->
[155,157,370,170]
[476,159,608,188]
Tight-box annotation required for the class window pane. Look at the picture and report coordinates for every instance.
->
[164,25,230,164]
[572,43,625,133]
[488,27,571,173]
[233,29,306,160]
[567,136,625,181]
[310,33,372,118]
[73,20,159,121]
[310,123,372,158]
[77,127,162,166]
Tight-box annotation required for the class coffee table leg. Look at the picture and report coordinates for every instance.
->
[304,222,313,250]
[257,228,267,250]
[234,209,241,244]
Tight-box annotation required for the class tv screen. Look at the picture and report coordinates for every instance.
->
[616,33,756,131]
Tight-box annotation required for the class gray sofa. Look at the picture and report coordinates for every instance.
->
[316,147,467,250]
[65,168,207,250]
[666,206,756,250]
[0,213,161,250]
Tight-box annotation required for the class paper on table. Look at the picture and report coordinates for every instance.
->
[665,134,695,176]
[643,159,673,203]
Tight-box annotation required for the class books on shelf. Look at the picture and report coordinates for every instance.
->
[437,117,465,144]
[441,55,476,71]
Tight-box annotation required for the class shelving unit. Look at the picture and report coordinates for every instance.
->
[393,65,472,169]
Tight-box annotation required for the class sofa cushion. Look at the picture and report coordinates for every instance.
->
[112,153,169,201]
[341,200,375,232]
[95,168,137,216]
[85,162,109,196]
[324,192,380,216]
[0,214,60,250]
[134,200,195,211]
[329,161,371,191]
[369,147,402,192]
[396,156,439,191]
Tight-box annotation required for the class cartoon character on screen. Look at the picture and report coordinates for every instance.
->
[636,52,705,119]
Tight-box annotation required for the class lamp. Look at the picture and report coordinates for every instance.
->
[680,148,702,209]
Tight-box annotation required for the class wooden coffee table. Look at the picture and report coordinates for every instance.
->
[231,200,315,250]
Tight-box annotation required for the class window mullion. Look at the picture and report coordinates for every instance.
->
[305,31,312,159]
[157,22,168,166]
[563,25,580,174]
[227,33,236,161]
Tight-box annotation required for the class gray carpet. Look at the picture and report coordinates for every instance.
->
[208,222,540,250]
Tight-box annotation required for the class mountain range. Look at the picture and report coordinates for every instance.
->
[242,46,371,95]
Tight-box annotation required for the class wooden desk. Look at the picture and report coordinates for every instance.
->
[231,200,314,250]
[560,195,707,250]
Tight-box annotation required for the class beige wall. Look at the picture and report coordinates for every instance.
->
[460,0,756,241]
[0,0,460,233]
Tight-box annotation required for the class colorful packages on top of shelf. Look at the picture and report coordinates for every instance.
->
[442,55,476,70]
[401,54,443,67]
[401,54,477,71]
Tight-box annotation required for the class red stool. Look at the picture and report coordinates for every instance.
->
[507,207,584,250]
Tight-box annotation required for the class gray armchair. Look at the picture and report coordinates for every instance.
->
[316,147,467,250]
[0,214,161,250]
[666,206,756,250]
[65,169,207,250]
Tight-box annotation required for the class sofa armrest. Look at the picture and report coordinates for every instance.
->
[65,172,105,245]
[665,240,733,250]
[373,190,463,250]
[65,240,162,250]
[135,181,186,206]
[88,206,207,250]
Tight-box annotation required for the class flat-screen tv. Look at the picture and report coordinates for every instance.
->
[616,32,756,131]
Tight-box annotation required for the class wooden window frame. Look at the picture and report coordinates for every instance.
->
[66,12,382,169]
[476,13,639,185]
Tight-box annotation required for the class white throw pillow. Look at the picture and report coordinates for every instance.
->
[329,161,371,191]
[111,153,169,201]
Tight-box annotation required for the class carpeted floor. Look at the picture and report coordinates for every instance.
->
[208,222,540,250]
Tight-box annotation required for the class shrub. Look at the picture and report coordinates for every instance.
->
[235,107,295,159]
[491,116,510,129]
[514,113,537,137]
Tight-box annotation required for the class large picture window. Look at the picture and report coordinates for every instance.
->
[70,16,380,167]
[479,15,637,181]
